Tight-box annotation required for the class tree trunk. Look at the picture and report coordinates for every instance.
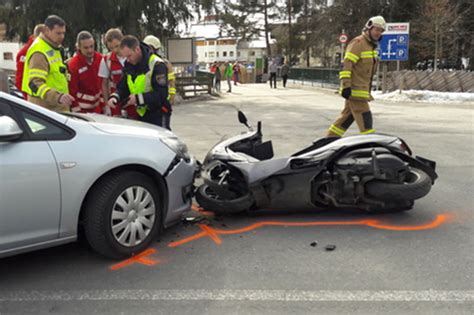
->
[288,0,292,64]
[263,0,272,57]
[434,25,438,71]
[304,0,310,67]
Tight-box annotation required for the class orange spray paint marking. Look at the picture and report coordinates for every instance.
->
[109,248,159,271]
[191,204,215,216]
[198,224,223,245]
[168,213,452,248]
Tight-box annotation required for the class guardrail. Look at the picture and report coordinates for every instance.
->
[288,68,339,88]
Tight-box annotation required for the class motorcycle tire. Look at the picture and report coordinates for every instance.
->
[195,184,254,214]
[366,167,432,201]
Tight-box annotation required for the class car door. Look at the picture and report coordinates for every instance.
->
[0,100,65,252]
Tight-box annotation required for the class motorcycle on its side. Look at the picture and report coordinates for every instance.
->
[196,111,437,214]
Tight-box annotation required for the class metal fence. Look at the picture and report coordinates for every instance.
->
[288,68,339,88]
[386,70,474,93]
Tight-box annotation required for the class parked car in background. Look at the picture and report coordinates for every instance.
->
[0,92,197,259]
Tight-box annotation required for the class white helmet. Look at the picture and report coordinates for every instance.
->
[365,16,386,31]
[143,35,161,50]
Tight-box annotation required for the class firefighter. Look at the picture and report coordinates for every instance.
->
[99,28,137,118]
[67,31,103,113]
[22,15,74,111]
[326,16,386,137]
[142,35,177,105]
[15,24,45,99]
[107,35,172,130]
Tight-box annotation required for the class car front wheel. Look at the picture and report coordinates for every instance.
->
[83,171,162,259]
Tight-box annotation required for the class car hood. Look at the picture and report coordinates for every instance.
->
[69,113,175,139]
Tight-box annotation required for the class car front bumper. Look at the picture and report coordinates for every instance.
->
[163,156,199,227]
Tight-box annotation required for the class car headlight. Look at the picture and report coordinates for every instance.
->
[161,137,191,162]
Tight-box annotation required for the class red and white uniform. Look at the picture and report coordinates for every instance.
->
[16,35,35,98]
[100,52,137,119]
[68,51,103,113]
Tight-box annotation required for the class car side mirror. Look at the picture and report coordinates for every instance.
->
[0,116,23,141]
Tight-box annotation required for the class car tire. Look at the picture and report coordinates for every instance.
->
[83,171,162,259]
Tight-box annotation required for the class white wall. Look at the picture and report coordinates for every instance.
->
[196,43,238,65]
[0,42,20,71]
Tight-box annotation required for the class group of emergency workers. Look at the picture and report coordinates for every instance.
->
[16,15,175,130]
[16,14,388,136]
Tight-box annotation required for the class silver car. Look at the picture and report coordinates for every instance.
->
[0,92,197,259]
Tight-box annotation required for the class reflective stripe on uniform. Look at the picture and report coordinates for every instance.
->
[339,70,352,79]
[37,84,51,99]
[167,72,176,81]
[360,50,378,59]
[77,92,101,102]
[351,89,370,99]
[28,68,48,80]
[168,87,176,95]
[329,124,346,136]
[360,129,376,134]
[344,52,360,63]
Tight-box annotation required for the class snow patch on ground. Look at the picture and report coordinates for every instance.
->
[374,90,474,104]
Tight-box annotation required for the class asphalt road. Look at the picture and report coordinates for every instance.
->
[0,83,473,314]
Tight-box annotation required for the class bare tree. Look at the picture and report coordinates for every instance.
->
[415,0,458,70]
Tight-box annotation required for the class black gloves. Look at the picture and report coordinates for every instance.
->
[341,87,351,99]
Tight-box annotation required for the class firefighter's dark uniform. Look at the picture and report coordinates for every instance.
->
[327,32,379,137]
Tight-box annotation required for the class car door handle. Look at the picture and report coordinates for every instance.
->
[60,162,77,169]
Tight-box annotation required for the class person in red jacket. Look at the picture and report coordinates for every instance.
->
[15,24,45,98]
[67,31,103,113]
[99,28,137,119]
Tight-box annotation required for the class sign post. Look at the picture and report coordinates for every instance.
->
[339,31,348,67]
[377,23,410,93]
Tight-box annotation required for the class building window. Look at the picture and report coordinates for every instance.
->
[208,40,215,45]
[3,52,13,61]
[209,52,215,58]
[205,52,207,58]
[217,52,219,57]
[237,51,241,57]
[223,51,227,57]
[230,51,234,57]
[250,51,255,56]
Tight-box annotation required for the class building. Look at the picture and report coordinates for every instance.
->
[0,22,21,72]
[185,18,274,70]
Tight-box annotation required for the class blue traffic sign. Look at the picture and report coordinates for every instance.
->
[377,23,410,61]
[378,34,409,61]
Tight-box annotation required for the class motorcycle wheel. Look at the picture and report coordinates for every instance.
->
[366,167,432,201]
[195,184,254,214]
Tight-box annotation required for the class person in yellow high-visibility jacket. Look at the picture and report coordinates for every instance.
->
[326,16,386,137]
[143,35,177,106]
[107,36,172,130]
[21,15,75,112]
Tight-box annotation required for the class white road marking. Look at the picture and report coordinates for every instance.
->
[0,290,473,302]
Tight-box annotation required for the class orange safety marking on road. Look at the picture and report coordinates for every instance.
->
[191,204,215,216]
[168,213,452,248]
[197,224,223,245]
[109,248,160,271]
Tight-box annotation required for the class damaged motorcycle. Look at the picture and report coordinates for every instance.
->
[196,111,437,214]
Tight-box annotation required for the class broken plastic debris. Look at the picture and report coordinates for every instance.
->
[182,216,205,224]
[325,245,336,251]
